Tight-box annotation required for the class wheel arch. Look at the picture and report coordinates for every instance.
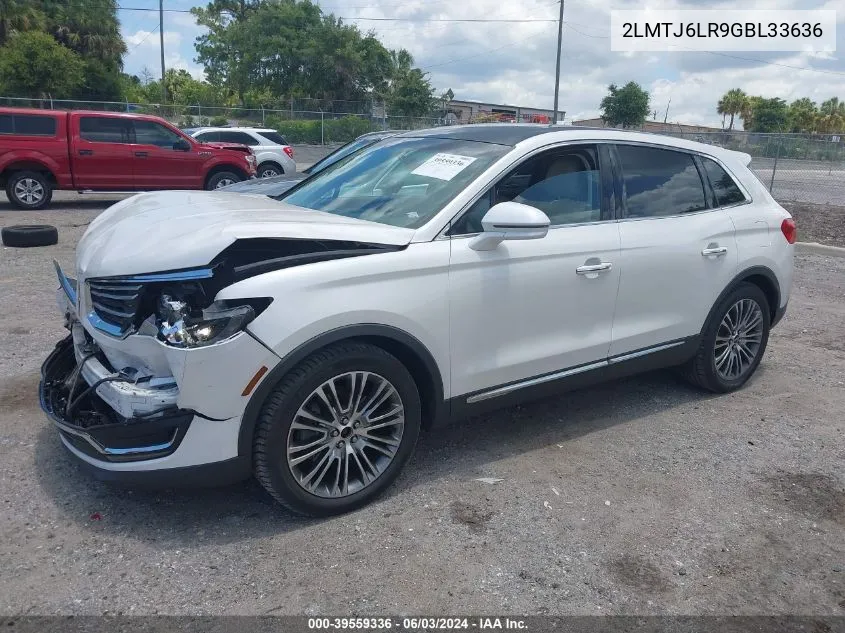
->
[204,163,248,188]
[256,159,284,175]
[238,324,446,462]
[704,265,781,333]
[0,160,58,188]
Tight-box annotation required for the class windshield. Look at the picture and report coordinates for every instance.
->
[282,136,508,229]
[306,135,382,174]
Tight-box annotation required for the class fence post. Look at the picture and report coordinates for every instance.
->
[321,110,324,145]
[261,107,265,126]
[769,135,781,193]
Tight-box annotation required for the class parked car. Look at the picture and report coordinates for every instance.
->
[41,125,794,516]
[0,108,257,209]
[219,130,398,196]
[188,127,296,178]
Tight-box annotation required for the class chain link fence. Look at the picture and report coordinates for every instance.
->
[653,131,845,206]
[4,96,843,205]
[0,96,442,144]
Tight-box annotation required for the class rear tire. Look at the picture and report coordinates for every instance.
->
[1,224,58,247]
[6,171,52,210]
[257,162,283,178]
[206,171,242,190]
[682,282,770,393]
[253,342,421,516]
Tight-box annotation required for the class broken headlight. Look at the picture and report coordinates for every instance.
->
[157,295,256,348]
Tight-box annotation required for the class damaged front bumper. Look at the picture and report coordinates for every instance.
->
[40,335,192,463]
[39,263,279,485]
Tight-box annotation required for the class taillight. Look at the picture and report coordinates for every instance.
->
[284,146,294,159]
[781,218,796,244]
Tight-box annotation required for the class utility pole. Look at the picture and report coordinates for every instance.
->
[159,0,166,103]
[552,0,564,124]
[663,97,671,124]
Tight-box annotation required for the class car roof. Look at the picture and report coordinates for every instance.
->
[391,124,751,164]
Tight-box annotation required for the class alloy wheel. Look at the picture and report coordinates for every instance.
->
[14,178,44,205]
[714,298,764,381]
[214,178,236,188]
[286,371,405,498]
[259,167,280,178]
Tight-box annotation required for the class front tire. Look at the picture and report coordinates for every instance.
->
[253,342,421,516]
[206,171,242,190]
[683,282,771,393]
[6,171,52,210]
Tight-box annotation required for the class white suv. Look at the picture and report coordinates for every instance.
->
[190,127,296,178]
[41,125,794,516]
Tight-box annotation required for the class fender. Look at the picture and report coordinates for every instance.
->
[202,154,252,181]
[237,323,446,462]
[0,149,71,187]
[702,265,782,333]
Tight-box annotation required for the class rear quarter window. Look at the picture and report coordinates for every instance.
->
[0,114,57,136]
[701,157,748,207]
[259,131,288,145]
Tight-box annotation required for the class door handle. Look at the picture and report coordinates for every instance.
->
[134,151,148,158]
[576,262,613,275]
[78,149,93,156]
[701,246,728,257]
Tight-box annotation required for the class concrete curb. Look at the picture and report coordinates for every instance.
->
[796,242,845,258]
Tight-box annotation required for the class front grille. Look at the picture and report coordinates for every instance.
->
[87,278,145,334]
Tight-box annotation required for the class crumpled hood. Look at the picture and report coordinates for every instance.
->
[76,190,415,278]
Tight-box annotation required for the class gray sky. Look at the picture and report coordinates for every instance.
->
[121,0,845,127]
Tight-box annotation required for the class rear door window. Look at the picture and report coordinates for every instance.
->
[701,157,747,207]
[80,117,131,143]
[217,131,259,146]
[0,114,57,136]
[194,131,220,143]
[616,144,707,217]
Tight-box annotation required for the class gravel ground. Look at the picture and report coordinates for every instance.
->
[1,199,844,617]
[782,202,845,248]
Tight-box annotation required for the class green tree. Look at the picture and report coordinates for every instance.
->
[787,97,818,133]
[716,88,746,130]
[0,31,84,98]
[44,0,126,100]
[0,0,45,45]
[599,82,650,128]
[191,0,421,109]
[748,97,788,132]
[386,49,434,118]
[817,97,845,133]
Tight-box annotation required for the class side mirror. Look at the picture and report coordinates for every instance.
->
[469,201,550,251]
[173,138,191,151]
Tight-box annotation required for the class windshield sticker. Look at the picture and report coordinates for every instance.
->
[411,153,477,181]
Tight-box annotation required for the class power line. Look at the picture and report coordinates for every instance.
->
[117,6,556,21]
[127,22,159,51]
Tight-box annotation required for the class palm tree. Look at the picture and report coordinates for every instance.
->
[48,0,126,66]
[718,88,747,130]
[739,95,762,131]
[817,97,845,133]
[717,96,727,129]
[0,0,45,45]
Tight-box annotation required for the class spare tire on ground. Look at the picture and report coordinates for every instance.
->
[1,225,59,247]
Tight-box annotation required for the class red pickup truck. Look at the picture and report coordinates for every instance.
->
[0,108,257,209]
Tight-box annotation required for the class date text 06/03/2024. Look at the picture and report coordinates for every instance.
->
[306,617,528,630]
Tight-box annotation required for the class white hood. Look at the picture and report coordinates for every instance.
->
[76,191,415,278]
